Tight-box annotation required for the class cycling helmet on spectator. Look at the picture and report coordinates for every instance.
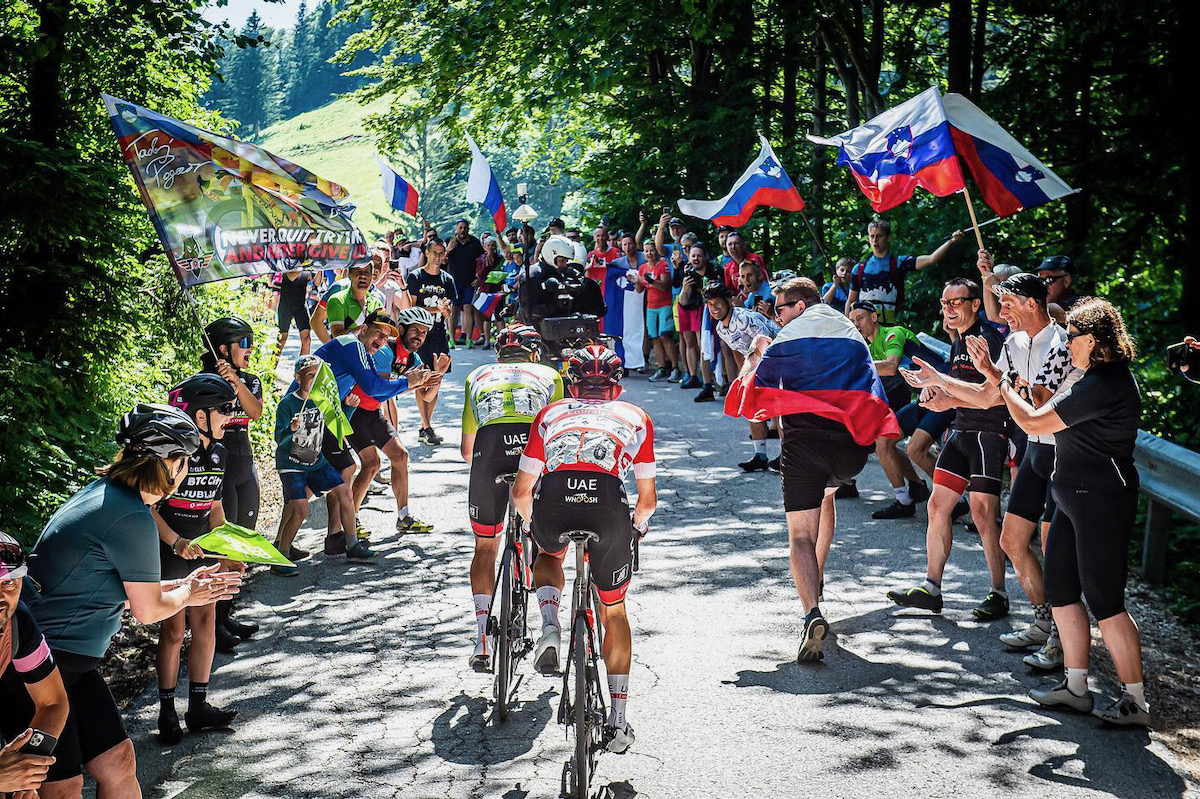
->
[168,373,238,416]
[703,282,733,301]
[204,315,254,347]
[565,344,624,400]
[494,324,544,360]
[0,531,28,581]
[394,307,437,330]
[116,403,202,459]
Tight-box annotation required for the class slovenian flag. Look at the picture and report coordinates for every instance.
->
[724,303,899,446]
[677,136,805,227]
[808,86,965,213]
[472,291,504,317]
[465,131,508,232]
[602,261,646,370]
[377,156,419,216]
[942,93,1075,218]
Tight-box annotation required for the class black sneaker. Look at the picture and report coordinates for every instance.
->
[951,498,970,521]
[834,480,859,499]
[872,500,916,520]
[909,479,931,503]
[324,534,347,556]
[214,625,240,654]
[288,546,310,562]
[346,541,377,561]
[972,591,1010,621]
[887,585,943,613]
[425,428,444,445]
[694,385,716,402]
[224,616,259,639]
[739,454,769,472]
[767,456,781,473]
[184,701,238,733]
[797,612,830,663]
[158,705,183,745]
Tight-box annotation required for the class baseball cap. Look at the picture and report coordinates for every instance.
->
[992,272,1049,302]
[669,217,684,228]
[294,354,323,374]
[850,300,878,315]
[365,310,400,336]
[1037,255,1074,275]
[549,217,565,229]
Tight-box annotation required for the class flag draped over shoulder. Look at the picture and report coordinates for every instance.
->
[102,95,367,287]
[602,262,646,370]
[310,362,353,445]
[807,86,965,213]
[677,136,805,227]
[942,93,1075,218]
[464,131,508,231]
[724,304,900,446]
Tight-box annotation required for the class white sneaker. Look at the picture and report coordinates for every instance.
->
[534,624,560,675]
[1000,623,1050,648]
[469,636,492,673]
[1023,641,1065,670]
[604,722,636,754]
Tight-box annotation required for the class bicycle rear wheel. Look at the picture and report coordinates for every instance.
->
[572,610,590,799]
[494,550,513,724]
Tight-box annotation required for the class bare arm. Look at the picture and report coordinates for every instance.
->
[875,354,902,377]
[914,230,965,270]
[25,669,70,738]
[461,432,475,464]
[310,303,330,344]
[653,213,670,256]
[632,476,657,528]
[512,468,538,524]
[123,564,239,625]
[844,287,859,316]
[999,378,1068,436]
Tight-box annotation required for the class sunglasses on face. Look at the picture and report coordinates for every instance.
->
[774,299,800,312]
[1043,275,1067,285]
[939,297,978,308]
[235,336,253,349]
[1065,330,1089,342]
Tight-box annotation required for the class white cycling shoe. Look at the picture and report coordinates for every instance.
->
[604,722,636,754]
[999,623,1050,648]
[469,636,492,673]
[534,624,560,675]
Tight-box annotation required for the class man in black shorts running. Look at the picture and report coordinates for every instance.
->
[275,269,313,356]
[889,277,1011,620]
[732,278,895,662]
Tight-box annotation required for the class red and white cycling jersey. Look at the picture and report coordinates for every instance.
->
[519,398,656,481]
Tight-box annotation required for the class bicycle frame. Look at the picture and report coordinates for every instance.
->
[489,473,533,723]
[558,530,607,799]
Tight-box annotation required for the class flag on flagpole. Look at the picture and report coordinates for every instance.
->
[808,86,965,213]
[464,131,508,231]
[472,291,505,317]
[191,522,293,566]
[377,156,420,216]
[677,136,805,227]
[309,361,353,445]
[102,94,366,286]
[941,93,1075,218]
[724,304,899,446]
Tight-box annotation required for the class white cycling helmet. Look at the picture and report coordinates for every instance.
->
[570,240,588,265]
[770,268,798,290]
[394,307,437,329]
[541,234,576,267]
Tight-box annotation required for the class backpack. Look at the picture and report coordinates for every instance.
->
[854,255,902,313]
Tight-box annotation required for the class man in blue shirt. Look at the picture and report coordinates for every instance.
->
[844,218,965,323]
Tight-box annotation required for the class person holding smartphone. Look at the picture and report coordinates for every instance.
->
[1,532,69,797]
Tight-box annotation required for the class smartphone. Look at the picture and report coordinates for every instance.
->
[19,729,58,756]
[662,206,671,216]
[1167,342,1199,372]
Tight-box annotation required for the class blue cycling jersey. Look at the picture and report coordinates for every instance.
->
[312,334,410,402]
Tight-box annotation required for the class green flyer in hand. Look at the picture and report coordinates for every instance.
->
[192,522,293,566]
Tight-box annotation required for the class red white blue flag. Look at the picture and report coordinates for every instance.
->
[677,136,805,227]
[808,86,965,213]
[465,131,508,232]
[377,156,420,217]
[942,93,1075,218]
[723,303,900,446]
[472,291,505,317]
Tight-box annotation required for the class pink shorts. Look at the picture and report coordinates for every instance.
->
[678,305,703,332]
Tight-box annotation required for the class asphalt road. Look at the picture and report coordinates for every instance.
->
[127,344,1198,799]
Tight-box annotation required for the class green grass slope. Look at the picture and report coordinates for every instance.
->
[257,95,405,240]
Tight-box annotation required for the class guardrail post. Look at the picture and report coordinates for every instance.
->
[1142,499,1171,584]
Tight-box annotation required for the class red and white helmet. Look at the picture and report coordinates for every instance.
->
[494,323,543,358]
[564,344,624,399]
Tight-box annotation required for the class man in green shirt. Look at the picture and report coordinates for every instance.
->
[849,300,931,519]
[325,262,382,337]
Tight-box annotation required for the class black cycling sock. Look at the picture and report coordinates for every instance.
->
[159,687,176,713]
[188,681,209,710]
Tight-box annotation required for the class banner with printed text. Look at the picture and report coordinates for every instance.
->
[102,94,369,286]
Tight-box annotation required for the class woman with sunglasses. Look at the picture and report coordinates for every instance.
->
[201,316,264,649]
[21,404,241,798]
[154,374,245,744]
[992,298,1149,726]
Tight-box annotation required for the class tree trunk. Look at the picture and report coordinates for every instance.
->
[971,0,988,101]
[948,0,972,96]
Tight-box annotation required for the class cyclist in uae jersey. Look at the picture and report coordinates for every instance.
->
[512,345,656,755]
[460,324,564,671]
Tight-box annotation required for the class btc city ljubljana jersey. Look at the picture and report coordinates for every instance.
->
[519,399,655,481]
[461,362,565,435]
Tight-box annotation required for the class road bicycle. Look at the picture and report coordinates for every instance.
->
[489,473,535,724]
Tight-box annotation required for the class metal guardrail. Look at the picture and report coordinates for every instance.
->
[914,332,1200,584]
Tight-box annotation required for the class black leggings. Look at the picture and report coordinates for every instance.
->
[222,455,260,530]
[1044,484,1138,621]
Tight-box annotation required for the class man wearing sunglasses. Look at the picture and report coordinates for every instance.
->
[1036,255,1083,323]
[890,277,1012,622]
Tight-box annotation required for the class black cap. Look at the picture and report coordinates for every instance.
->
[850,300,878,314]
[549,218,565,229]
[669,217,684,228]
[993,272,1049,301]
[1037,255,1074,275]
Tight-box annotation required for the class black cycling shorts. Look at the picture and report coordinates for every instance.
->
[469,423,529,537]
[277,298,311,332]
[531,472,636,605]
[44,652,129,782]
[780,429,871,512]
[1045,484,1137,621]
[348,407,398,452]
[933,429,1007,496]
[1007,441,1056,524]
[881,375,913,413]
[322,428,355,473]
